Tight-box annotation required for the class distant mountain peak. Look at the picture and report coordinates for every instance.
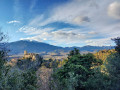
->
[7,40,114,55]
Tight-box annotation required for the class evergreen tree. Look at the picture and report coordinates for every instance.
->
[112,37,120,54]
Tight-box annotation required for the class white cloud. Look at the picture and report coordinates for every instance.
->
[19,0,120,46]
[7,20,20,24]
[19,26,54,35]
[20,36,42,42]
[85,38,113,46]
[73,16,90,25]
[29,0,118,29]
[28,15,44,27]
[88,31,98,35]
[19,26,93,44]
[50,30,88,43]
[28,0,93,26]
[108,1,120,19]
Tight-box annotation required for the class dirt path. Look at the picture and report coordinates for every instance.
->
[37,67,52,90]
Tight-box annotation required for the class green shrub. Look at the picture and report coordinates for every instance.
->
[0,31,38,90]
[50,49,101,90]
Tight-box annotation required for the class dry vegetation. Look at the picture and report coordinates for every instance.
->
[37,66,53,90]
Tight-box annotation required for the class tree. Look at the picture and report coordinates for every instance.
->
[0,31,11,89]
[112,37,120,54]
[74,48,80,55]
[0,31,38,89]
[68,48,80,58]
[51,49,99,90]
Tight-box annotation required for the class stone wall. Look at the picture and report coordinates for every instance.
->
[23,50,37,61]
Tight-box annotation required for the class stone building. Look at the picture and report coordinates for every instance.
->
[23,50,38,61]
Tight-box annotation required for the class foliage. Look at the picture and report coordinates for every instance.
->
[50,48,101,90]
[21,69,37,90]
[85,68,111,90]
[85,37,120,90]
[0,68,37,90]
[112,37,120,54]
[17,55,43,70]
[57,59,68,67]
[42,58,68,68]
[0,54,38,90]
[94,49,115,63]
[105,53,120,90]
[68,48,80,57]
[87,52,120,90]
[0,31,38,90]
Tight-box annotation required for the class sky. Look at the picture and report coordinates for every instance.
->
[0,0,120,47]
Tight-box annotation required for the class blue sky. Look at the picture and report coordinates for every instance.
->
[0,0,120,47]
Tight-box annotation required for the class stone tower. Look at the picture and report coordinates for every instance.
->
[32,55,36,61]
[24,50,27,55]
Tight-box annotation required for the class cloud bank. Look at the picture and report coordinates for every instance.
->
[19,0,120,46]
[108,1,120,19]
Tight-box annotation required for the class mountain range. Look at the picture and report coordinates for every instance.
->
[6,40,114,55]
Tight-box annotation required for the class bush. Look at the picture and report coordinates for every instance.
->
[105,53,120,90]
[50,49,101,90]
[0,31,38,90]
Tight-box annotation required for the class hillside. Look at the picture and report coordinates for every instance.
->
[7,40,114,55]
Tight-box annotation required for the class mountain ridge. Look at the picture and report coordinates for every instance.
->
[7,40,114,55]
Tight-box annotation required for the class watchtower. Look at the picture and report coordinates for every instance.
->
[24,50,27,55]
